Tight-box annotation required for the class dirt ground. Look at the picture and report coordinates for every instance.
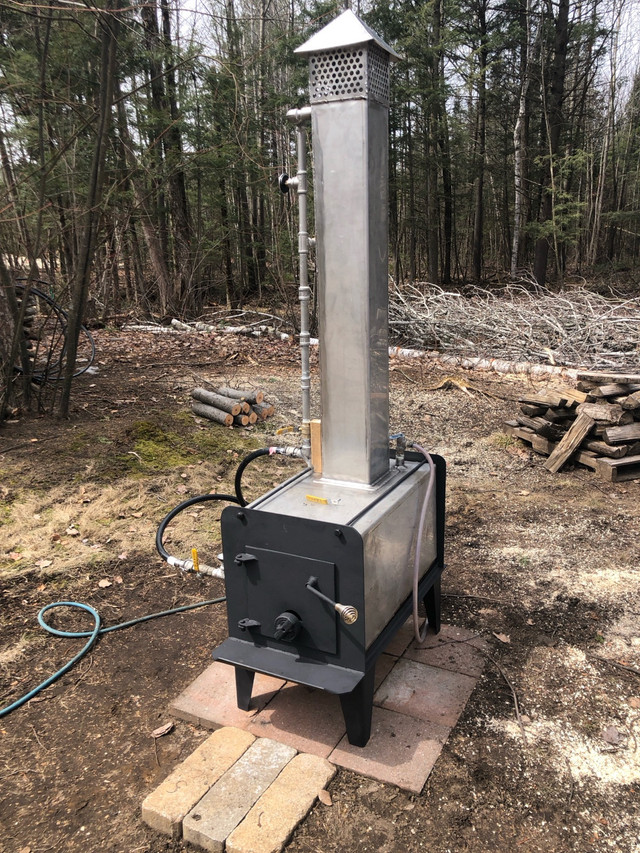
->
[1,326,639,853]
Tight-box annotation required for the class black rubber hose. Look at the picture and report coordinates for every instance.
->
[14,281,96,380]
[234,448,272,506]
[155,492,240,562]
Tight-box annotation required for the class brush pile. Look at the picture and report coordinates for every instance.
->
[389,284,640,369]
[504,371,640,482]
[191,386,275,428]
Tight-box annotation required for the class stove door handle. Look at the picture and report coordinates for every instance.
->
[305,576,358,625]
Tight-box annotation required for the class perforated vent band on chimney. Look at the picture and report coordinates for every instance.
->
[309,44,390,105]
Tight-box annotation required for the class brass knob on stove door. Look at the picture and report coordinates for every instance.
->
[305,577,358,625]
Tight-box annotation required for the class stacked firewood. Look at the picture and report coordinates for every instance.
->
[504,371,640,482]
[191,386,275,428]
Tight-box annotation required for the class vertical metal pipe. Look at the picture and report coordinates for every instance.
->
[287,107,313,460]
[296,124,311,460]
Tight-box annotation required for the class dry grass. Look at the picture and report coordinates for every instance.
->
[0,470,231,578]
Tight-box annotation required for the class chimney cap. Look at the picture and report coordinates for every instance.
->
[294,9,400,61]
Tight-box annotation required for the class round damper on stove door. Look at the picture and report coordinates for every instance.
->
[273,611,302,642]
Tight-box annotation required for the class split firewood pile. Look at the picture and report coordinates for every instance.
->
[190,386,275,428]
[504,371,640,482]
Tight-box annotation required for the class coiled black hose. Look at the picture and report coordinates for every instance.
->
[14,280,96,381]
[234,447,272,506]
[155,492,240,564]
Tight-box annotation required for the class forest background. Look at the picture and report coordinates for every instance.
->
[0,0,639,418]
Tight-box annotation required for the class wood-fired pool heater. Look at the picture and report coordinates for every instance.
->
[212,10,446,747]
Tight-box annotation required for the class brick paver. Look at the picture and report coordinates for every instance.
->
[141,726,255,838]
[182,738,296,852]
[225,753,336,853]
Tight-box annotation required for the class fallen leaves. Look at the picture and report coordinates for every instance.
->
[97,579,112,588]
[493,632,511,644]
[151,722,174,739]
[602,726,622,746]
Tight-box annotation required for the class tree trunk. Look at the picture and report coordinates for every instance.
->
[533,0,570,286]
[511,0,537,277]
[59,5,119,417]
[472,0,488,283]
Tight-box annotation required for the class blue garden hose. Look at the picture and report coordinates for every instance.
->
[0,596,225,719]
[2,447,300,720]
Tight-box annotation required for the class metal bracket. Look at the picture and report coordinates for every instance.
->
[234,553,257,566]
[237,618,261,632]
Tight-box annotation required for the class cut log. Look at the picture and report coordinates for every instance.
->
[215,386,265,405]
[603,423,640,445]
[576,402,633,425]
[543,412,595,473]
[515,415,565,441]
[520,404,547,417]
[233,414,250,426]
[577,370,640,384]
[248,411,258,424]
[544,407,575,422]
[252,401,275,419]
[191,388,241,416]
[589,382,632,398]
[622,391,640,411]
[191,402,233,426]
[581,439,628,459]
[558,388,590,404]
[518,392,568,408]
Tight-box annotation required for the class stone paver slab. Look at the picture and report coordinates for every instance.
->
[374,658,477,728]
[403,625,487,678]
[247,682,345,758]
[141,726,255,838]
[383,618,415,657]
[225,753,336,853]
[182,738,296,852]
[329,706,449,793]
[374,654,397,690]
[170,661,285,729]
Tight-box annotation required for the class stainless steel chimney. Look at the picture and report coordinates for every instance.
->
[295,11,400,485]
[212,11,446,748]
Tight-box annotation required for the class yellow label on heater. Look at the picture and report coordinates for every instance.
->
[305,494,329,505]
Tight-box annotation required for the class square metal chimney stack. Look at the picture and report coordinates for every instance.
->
[295,12,400,486]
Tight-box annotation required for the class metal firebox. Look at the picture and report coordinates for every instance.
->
[212,11,446,747]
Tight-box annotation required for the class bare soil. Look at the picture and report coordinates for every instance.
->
[1,327,639,853]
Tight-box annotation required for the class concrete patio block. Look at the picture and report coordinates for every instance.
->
[403,624,487,678]
[247,683,346,758]
[141,726,255,838]
[182,738,297,852]
[374,658,477,728]
[170,661,285,729]
[329,705,450,793]
[225,753,336,853]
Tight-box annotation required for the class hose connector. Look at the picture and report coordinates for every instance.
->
[270,446,304,458]
[390,433,406,468]
[167,555,225,579]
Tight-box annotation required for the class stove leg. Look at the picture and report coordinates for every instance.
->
[340,666,376,747]
[234,666,255,710]
[424,577,441,634]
